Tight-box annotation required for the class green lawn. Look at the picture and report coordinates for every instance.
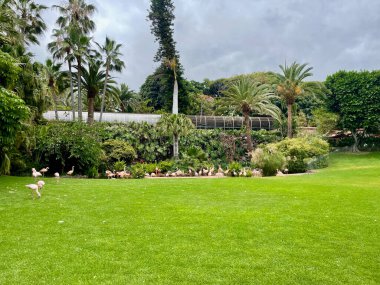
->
[0,153,379,284]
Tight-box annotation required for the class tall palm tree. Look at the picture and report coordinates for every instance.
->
[10,0,47,45]
[43,58,63,120]
[97,37,125,122]
[53,0,96,34]
[275,62,324,138]
[223,77,281,153]
[157,114,194,159]
[48,28,76,120]
[164,57,178,114]
[68,26,91,122]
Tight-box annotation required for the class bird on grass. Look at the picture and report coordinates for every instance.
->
[67,166,74,176]
[32,168,42,179]
[25,184,41,199]
[39,167,49,177]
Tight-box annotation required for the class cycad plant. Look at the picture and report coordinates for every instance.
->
[222,77,281,153]
[275,62,324,138]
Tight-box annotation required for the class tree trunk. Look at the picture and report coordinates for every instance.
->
[173,134,179,160]
[53,91,59,120]
[172,76,178,114]
[77,57,83,122]
[287,104,293,138]
[68,60,75,121]
[87,97,94,125]
[244,112,253,153]
[100,62,109,122]
[352,131,360,152]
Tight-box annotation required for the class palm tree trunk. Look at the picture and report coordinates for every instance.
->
[77,57,82,122]
[53,91,59,120]
[172,75,178,114]
[287,104,293,138]
[68,60,75,121]
[99,63,109,122]
[87,97,94,125]
[244,112,253,153]
[173,134,179,159]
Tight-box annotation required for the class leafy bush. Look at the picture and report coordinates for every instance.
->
[102,140,136,164]
[131,164,146,179]
[270,137,329,173]
[228,161,242,176]
[143,163,158,174]
[87,166,99,178]
[113,161,126,172]
[251,147,286,176]
[35,122,103,174]
[158,160,175,173]
[306,154,329,170]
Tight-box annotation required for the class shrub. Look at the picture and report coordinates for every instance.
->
[113,161,126,172]
[143,163,158,174]
[131,164,145,179]
[87,166,99,178]
[102,140,136,164]
[228,161,242,176]
[270,137,329,173]
[35,122,103,174]
[158,160,175,173]
[251,147,286,176]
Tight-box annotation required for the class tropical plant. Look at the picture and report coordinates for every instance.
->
[10,0,47,45]
[76,57,117,124]
[275,62,325,138]
[0,87,30,175]
[43,58,63,120]
[53,0,96,34]
[251,147,286,176]
[96,37,125,122]
[164,57,178,114]
[157,114,195,159]
[48,28,76,120]
[222,77,281,153]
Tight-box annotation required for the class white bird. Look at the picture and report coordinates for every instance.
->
[37,181,45,193]
[67,166,74,176]
[32,168,42,179]
[25,184,41,199]
[54,172,60,178]
[39,167,49,177]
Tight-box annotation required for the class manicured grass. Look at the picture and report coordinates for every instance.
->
[0,153,379,284]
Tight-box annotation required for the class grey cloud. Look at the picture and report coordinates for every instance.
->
[29,0,380,90]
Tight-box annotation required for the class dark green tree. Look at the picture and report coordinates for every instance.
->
[325,70,380,151]
[145,0,189,113]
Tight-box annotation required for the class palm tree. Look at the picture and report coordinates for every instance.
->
[76,58,117,124]
[164,57,178,114]
[97,37,125,122]
[48,28,76,120]
[223,77,281,153]
[43,58,63,120]
[10,0,47,45]
[68,26,91,122]
[115,84,135,112]
[157,114,194,159]
[275,62,324,138]
[0,0,20,45]
[53,0,96,34]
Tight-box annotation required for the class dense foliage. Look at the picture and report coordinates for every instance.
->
[326,70,380,151]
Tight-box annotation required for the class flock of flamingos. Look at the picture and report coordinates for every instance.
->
[25,166,74,199]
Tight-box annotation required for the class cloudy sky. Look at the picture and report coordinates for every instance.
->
[30,0,380,90]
